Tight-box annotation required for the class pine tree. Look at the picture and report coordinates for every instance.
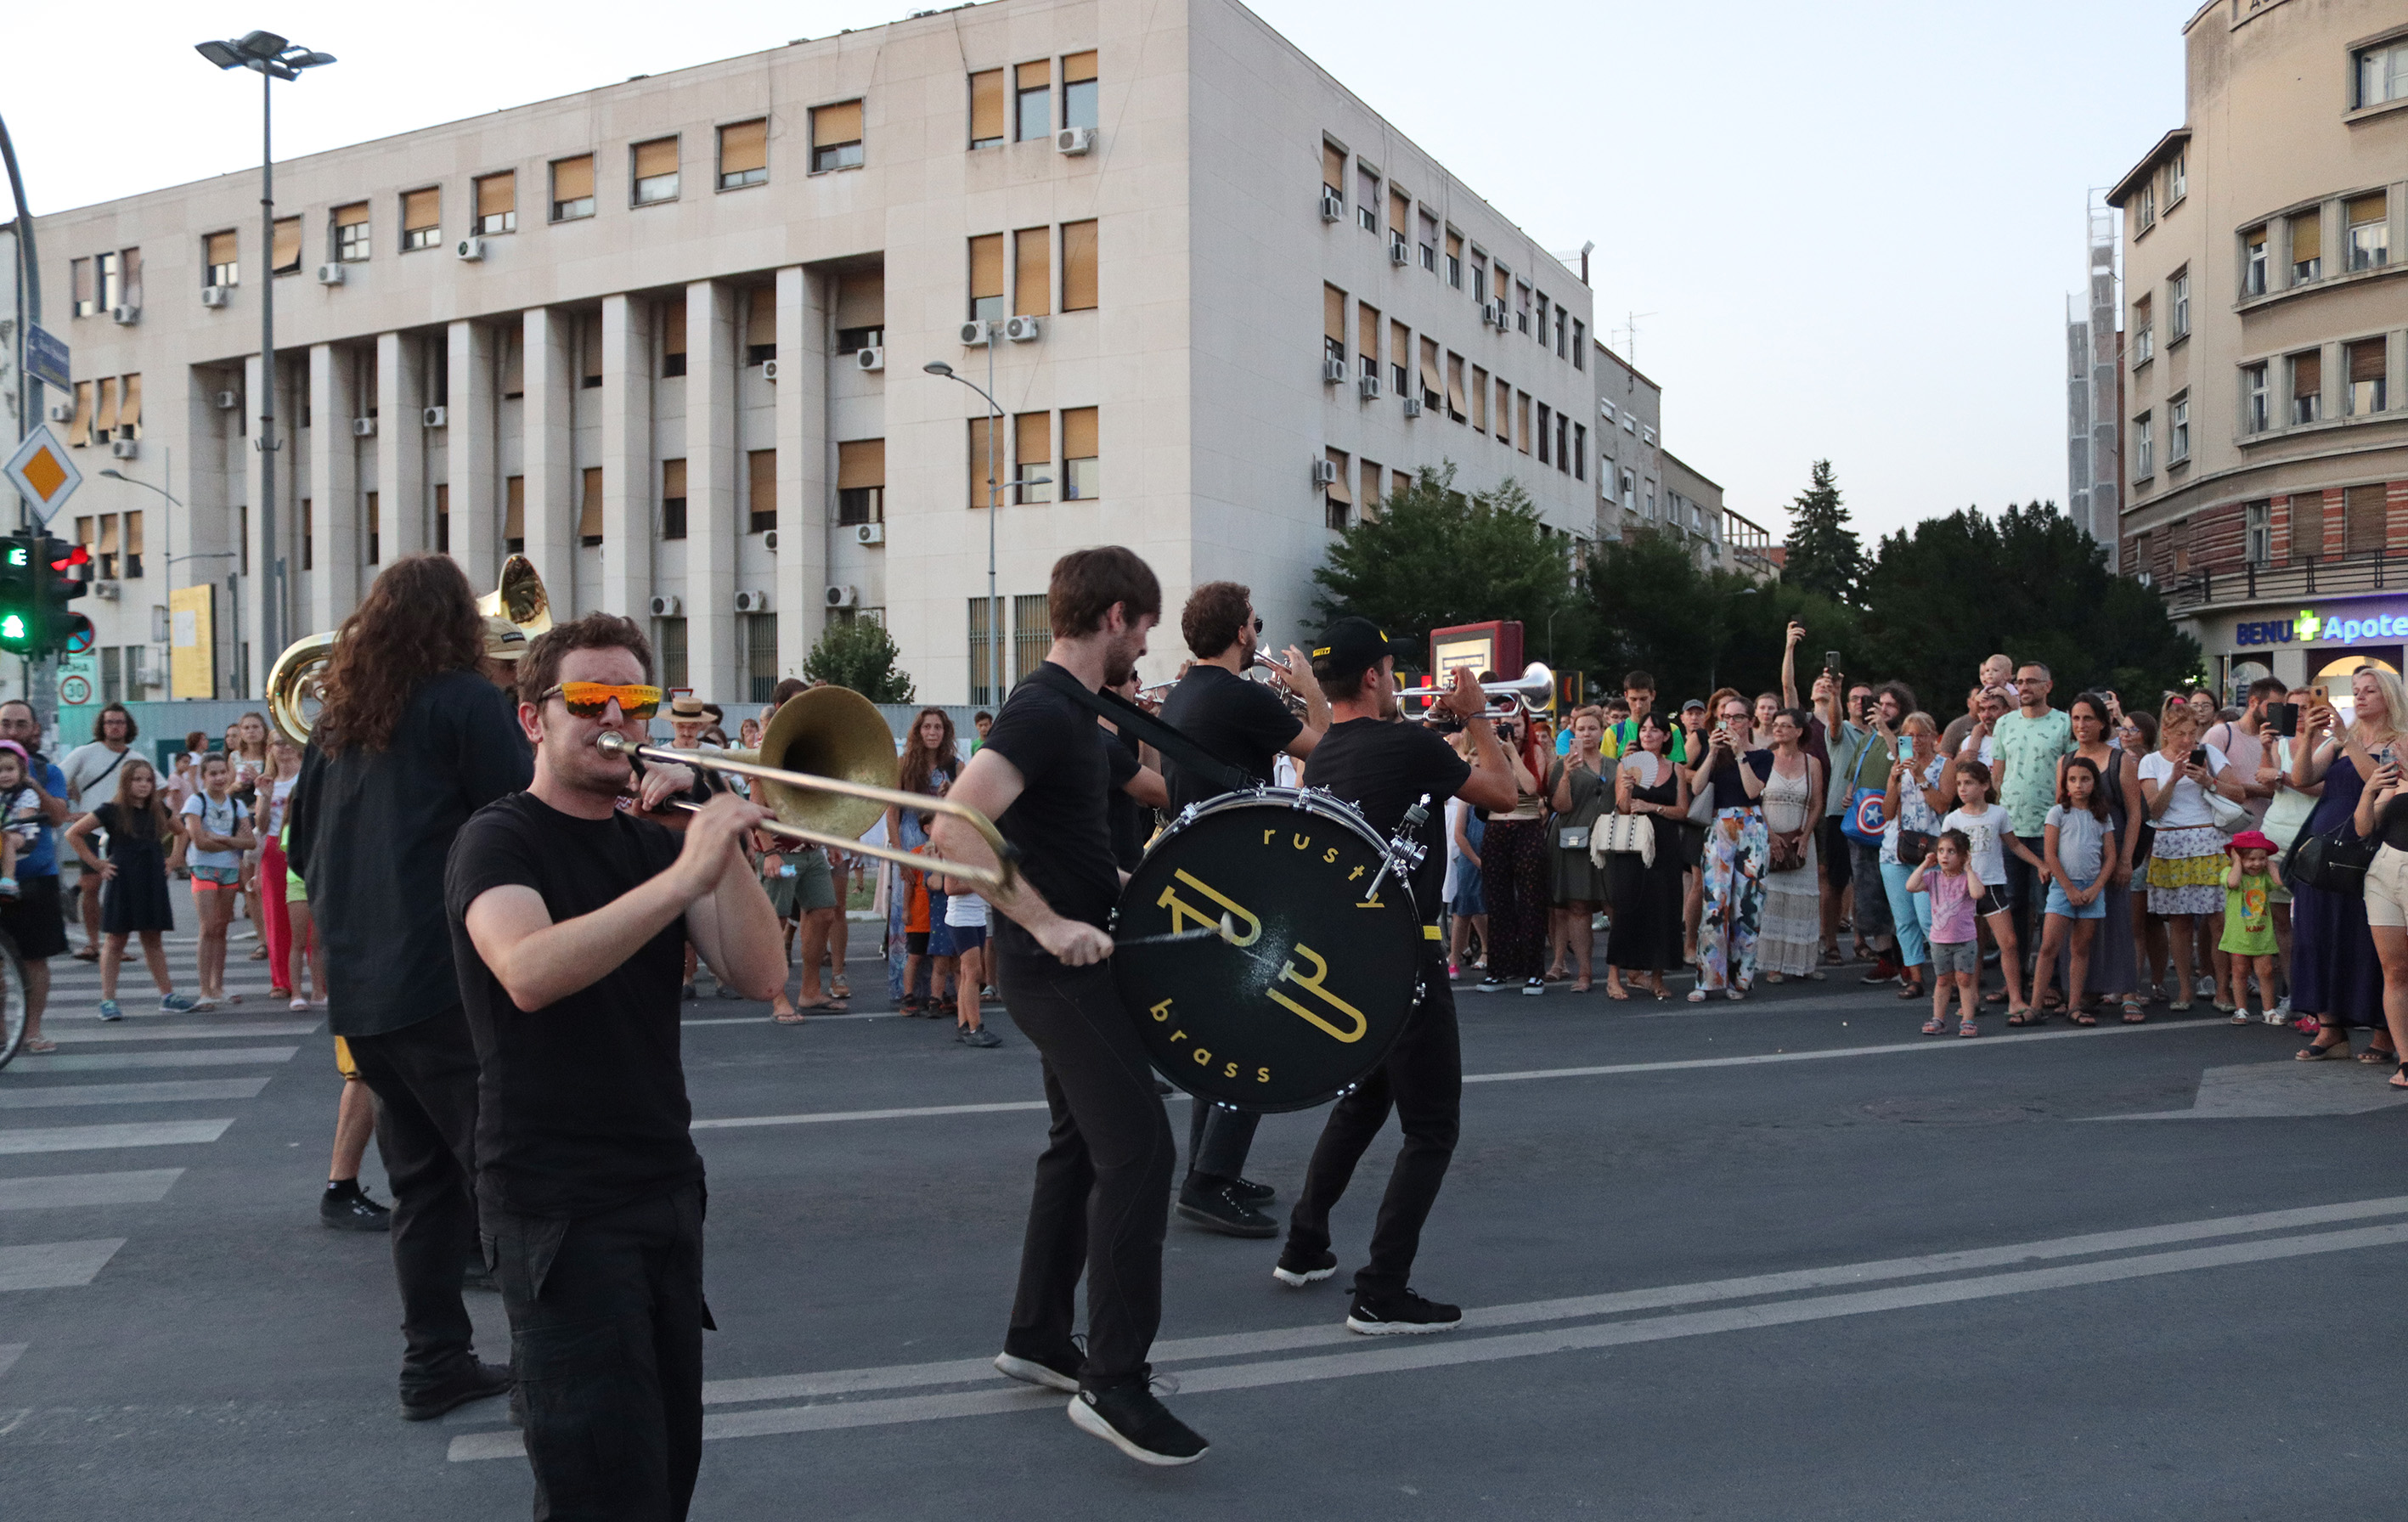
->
[1781,459,1864,604]
[803,617,916,702]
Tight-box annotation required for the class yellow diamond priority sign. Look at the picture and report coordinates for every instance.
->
[3,426,83,527]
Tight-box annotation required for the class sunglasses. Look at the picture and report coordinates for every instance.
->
[545,682,663,720]
[1250,617,1264,634]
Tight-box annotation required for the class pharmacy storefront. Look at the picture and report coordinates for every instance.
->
[2208,598,2405,715]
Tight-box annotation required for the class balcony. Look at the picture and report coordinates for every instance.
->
[2159,549,2400,612]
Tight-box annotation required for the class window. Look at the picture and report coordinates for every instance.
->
[365,491,380,564]
[1356,166,1379,232]
[1418,337,1441,412]
[550,155,595,221]
[1014,228,1050,317]
[97,513,119,579]
[2292,493,2326,559]
[1495,375,1512,446]
[435,483,450,554]
[2169,397,2190,463]
[2138,180,2155,229]
[70,257,93,317]
[2348,483,2388,555]
[1389,186,1410,242]
[1555,305,1568,358]
[2242,501,2271,565]
[746,290,775,365]
[660,299,687,377]
[299,499,310,572]
[1470,253,1487,304]
[1324,448,1352,532]
[401,189,440,251]
[505,476,525,552]
[579,466,603,547]
[1390,319,1410,397]
[2348,193,2388,271]
[1061,220,1097,312]
[2168,147,2186,203]
[1621,470,1636,513]
[502,327,525,397]
[2134,413,2154,477]
[968,69,1005,149]
[119,373,140,442]
[1014,414,1052,504]
[656,617,688,690]
[2357,37,2408,107]
[2349,338,2388,415]
[1444,229,1463,289]
[94,378,117,448]
[1516,392,1531,454]
[1018,63,1052,142]
[2291,350,2322,425]
[1573,318,1585,369]
[334,201,370,261]
[968,234,1005,323]
[633,137,680,203]
[1470,363,1487,431]
[205,230,238,288]
[1359,457,1383,520]
[1446,352,1466,422]
[2131,296,2151,366]
[837,439,885,524]
[718,119,767,189]
[581,311,603,388]
[1062,407,1099,500]
[741,612,778,703]
[2290,211,2321,283]
[1012,594,1052,685]
[967,598,1001,706]
[836,271,885,352]
[1323,284,1347,367]
[747,449,776,533]
[1063,51,1097,132]
[66,380,88,448]
[2242,225,2267,296]
[1516,282,1531,335]
[1418,210,1437,272]
[1573,423,1586,481]
[661,459,687,539]
[2244,364,2270,433]
[1322,141,1345,203]
[1358,302,1381,384]
[969,416,998,507]
[2169,270,2190,340]
[96,251,121,312]
[1537,403,1551,465]
[473,172,516,235]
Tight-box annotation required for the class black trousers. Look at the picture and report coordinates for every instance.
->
[994,942,1174,1389]
[1284,966,1461,1299]
[2004,833,2046,961]
[1185,1102,1261,1186]
[488,1182,708,1522]
[344,1003,482,1394]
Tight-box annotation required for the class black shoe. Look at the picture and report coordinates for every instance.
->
[1475,976,1509,994]
[1229,1176,1275,1205]
[1175,1181,1277,1239]
[320,1183,392,1233]
[993,1339,1084,1393]
[1068,1383,1208,1467]
[1271,1245,1338,1287]
[1345,1287,1463,1336]
[399,1358,514,1422]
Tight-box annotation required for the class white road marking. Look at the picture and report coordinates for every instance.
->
[0,1170,184,1211]
[0,1238,127,1291]
[694,1100,1053,1130]
[2086,1059,2408,1119]
[0,1046,300,1074]
[0,1119,234,1155]
[0,1078,270,1110]
[0,1344,22,1380]
[40,1022,319,1046]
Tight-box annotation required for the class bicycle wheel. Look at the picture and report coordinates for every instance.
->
[0,930,25,1069]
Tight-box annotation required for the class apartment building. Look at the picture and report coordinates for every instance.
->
[30,0,1598,707]
[2108,0,2407,700]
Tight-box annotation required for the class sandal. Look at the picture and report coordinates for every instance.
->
[1982,989,2007,1005]
[70,945,100,961]
[2122,1005,2148,1023]
[2069,1009,2098,1025]
[20,1035,55,1054]
[2392,1062,2408,1092]
[1921,1015,1946,1035]
[1897,981,1925,1001]
[1726,986,1749,1002]
[831,975,850,999]
[1958,1017,1980,1037]
[1687,989,1708,1003]
[1820,947,1843,967]
[2006,1007,2047,1026]
[2358,1045,2399,1065]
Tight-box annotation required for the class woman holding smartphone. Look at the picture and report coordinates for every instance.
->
[2287,668,2402,1060]
[2137,700,2244,1012]
[1685,691,1772,1001]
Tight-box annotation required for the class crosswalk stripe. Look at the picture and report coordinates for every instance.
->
[0,1239,125,1291]
[0,1079,270,1110]
[0,1170,183,1211]
[41,1021,320,1046]
[0,1119,234,1155]
[2,1046,300,1074]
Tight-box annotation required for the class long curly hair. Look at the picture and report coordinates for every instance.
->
[897,707,959,799]
[314,555,485,754]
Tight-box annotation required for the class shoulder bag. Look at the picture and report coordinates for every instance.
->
[1590,812,1655,870]
[2288,820,2377,895]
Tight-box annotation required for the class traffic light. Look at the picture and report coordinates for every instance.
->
[0,538,37,656]
[35,534,88,658]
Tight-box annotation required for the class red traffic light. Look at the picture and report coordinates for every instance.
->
[48,545,90,572]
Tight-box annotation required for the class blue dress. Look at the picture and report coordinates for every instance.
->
[2287,752,2383,1025]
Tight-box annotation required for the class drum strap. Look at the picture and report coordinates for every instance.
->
[1073,686,1253,796]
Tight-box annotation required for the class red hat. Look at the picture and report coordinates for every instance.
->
[2227,829,2277,854]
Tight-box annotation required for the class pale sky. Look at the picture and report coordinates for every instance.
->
[4,0,2189,544]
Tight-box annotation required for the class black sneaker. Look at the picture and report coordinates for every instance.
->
[1175,1181,1277,1238]
[1475,976,1509,994]
[1521,977,1545,996]
[399,1358,513,1422]
[956,1026,1004,1048]
[1345,1288,1463,1336]
[1068,1383,1208,1467]
[993,1341,1083,1393]
[1230,1176,1275,1205]
[1271,1245,1337,1287]
[320,1183,392,1233]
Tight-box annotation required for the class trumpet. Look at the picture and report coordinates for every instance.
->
[595,685,1019,893]
[1396,662,1556,708]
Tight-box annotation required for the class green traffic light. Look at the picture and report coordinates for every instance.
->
[0,613,25,644]
[3,548,23,567]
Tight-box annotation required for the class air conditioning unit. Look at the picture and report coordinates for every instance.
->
[200,286,230,308]
[2134,570,2154,588]
[1357,374,1381,402]
[45,403,70,423]
[109,304,140,325]
[1401,396,1423,419]
[110,439,139,460]
[735,589,773,613]
[92,580,121,601]
[822,584,858,610]
[455,237,486,262]
[213,390,240,411]
[1321,356,1346,384]
[421,406,448,429]
[1389,234,1409,266]
[1320,186,1344,223]
[1481,302,1503,327]
[1005,315,1041,343]
[854,346,884,373]
[316,263,345,286]
[648,595,682,617]
[760,358,781,382]
[763,529,780,552]
[1055,127,1095,155]
[959,320,992,347]
[1311,458,1338,487]
[854,522,885,546]
[351,417,377,438]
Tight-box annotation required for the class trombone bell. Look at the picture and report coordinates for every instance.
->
[740,685,901,842]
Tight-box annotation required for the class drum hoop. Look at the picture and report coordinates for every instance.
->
[1160,786,1385,851]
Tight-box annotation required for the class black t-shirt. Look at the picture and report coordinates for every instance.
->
[1702,748,1775,811]
[1296,718,1471,925]
[980,662,1120,951]
[1158,664,1301,814]
[443,792,699,1220]
[1103,725,1145,871]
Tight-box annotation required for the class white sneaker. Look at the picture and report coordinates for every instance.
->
[2197,976,2217,998]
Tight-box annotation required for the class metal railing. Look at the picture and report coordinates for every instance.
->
[2161,548,2392,611]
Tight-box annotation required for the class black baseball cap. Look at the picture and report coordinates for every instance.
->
[1311,616,1395,681]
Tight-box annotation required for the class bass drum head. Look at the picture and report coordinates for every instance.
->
[1113,790,1421,1113]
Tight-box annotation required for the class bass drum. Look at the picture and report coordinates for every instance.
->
[1112,788,1422,1113]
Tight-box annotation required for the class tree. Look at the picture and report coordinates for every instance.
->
[1781,459,1865,604]
[1312,464,1581,668]
[802,617,916,702]
[1579,528,1858,706]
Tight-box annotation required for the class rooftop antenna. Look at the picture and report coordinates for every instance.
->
[1614,311,1658,364]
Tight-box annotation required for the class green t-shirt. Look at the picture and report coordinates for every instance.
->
[1991,707,2074,838]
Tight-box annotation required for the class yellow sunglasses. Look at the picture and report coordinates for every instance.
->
[545,682,663,721]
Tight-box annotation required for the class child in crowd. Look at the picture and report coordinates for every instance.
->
[2029,756,2118,1025]
[1909,829,1982,1037]
[1941,758,2035,1020]
[180,752,255,1009]
[945,886,1001,1046]
[66,758,195,1019]
[2219,829,2284,1025]
[279,819,324,1009]
[0,741,42,899]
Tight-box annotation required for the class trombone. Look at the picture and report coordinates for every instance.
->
[594,685,1019,893]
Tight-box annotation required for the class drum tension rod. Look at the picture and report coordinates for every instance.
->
[1356,794,1431,907]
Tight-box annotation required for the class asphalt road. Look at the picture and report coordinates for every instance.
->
[5,935,2407,1520]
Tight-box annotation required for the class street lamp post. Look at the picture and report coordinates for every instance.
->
[925,350,1048,707]
[195,31,334,692]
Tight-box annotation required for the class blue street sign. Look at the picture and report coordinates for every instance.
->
[26,326,70,393]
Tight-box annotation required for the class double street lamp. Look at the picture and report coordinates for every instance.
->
[193,30,335,684]
[925,349,1048,708]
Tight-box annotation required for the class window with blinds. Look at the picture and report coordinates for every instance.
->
[2346,484,2388,555]
[1360,457,1383,521]
[1356,166,1379,232]
[270,217,302,275]
[333,201,370,262]
[1390,319,1410,396]
[1322,141,1345,197]
[1446,352,1466,421]
[2289,212,2321,282]
[1325,448,1352,532]
[1012,594,1052,685]
[582,312,604,388]
[836,272,886,352]
[1418,338,1441,411]
[837,439,885,524]
[1060,220,1097,312]
[719,119,768,189]
[505,476,525,552]
[550,155,595,221]
[580,467,604,546]
[662,458,688,539]
[2242,225,2268,295]
[1063,51,1097,132]
[2349,338,2389,416]
[968,416,998,508]
[1357,302,1380,382]
[98,513,121,579]
[94,378,118,443]
[1015,413,1052,504]
[69,381,91,448]
[969,70,1005,148]
[2347,192,2388,271]
[120,373,141,441]
[2292,491,2327,559]
[1496,377,1513,447]
[1515,392,1531,454]
[2291,350,2322,425]
[502,327,525,398]
[402,188,441,251]
[1063,407,1098,500]
[660,299,687,378]
[1444,230,1463,289]
[474,172,516,235]
[1014,228,1050,317]
[1389,187,1410,236]
[436,483,451,555]
[365,491,381,565]
[968,234,1005,322]
[1324,284,1347,364]
[70,258,93,317]
[747,449,776,533]
[746,290,776,365]
[1418,210,1437,271]
[1537,403,1551,465]
[205,230,238,288]
[633,138,680,204]
[1471,364,1487,431]
[1016,62,1051,142]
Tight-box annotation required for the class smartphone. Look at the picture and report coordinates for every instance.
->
[1897,737,1914,761]
[1823,650,1842,677]
[2276,703,2302,738]
[2190,747,2207,769]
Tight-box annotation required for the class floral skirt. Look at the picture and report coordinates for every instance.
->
[1697,808,1768,991]
[2144,824,2225,917]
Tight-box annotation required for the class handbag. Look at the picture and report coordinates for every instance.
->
[1590,814,1655,869]
[2207,789,2249,834]
[2288,822,2376,895]
[1768,827,1809,873]
[1556,825,1591,851]
[1894,828,1936,867]
[1841,787,1887,844]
